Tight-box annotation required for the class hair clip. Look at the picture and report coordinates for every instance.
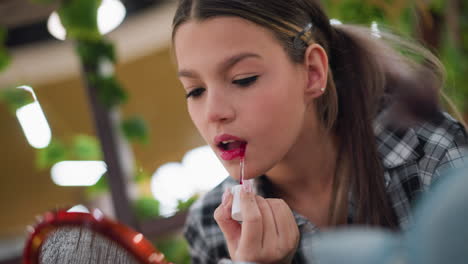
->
[293,22,313,50]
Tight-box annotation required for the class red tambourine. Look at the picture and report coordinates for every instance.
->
[23,208,172,264]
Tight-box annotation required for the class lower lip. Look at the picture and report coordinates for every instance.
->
[220,148,245,161]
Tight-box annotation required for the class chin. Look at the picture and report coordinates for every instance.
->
[220,157,274,182]
[225,167,241,181]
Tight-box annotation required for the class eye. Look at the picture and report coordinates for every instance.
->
[232,75,259,87]
[186,87,205,99]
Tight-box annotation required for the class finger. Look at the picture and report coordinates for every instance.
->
[214,189,241,247]
[256,196,279,246]
[238,188,263,252]
[268,199,299,251]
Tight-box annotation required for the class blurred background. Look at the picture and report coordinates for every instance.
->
[0,0,467,263]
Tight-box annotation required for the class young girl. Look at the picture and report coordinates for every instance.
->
[171,0,468,263]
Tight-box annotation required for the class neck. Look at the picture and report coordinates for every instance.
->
[265,119,338,228]
[266,118,338,203]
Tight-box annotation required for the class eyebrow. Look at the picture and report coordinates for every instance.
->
[177,52,262,78]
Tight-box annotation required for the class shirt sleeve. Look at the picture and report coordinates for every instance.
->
[184,209,214,264]
[183,186,233,264]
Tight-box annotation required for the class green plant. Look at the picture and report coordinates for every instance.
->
[133,196,161,221]
[0,87,35,113]
[72,134,102,160]
[36,139,69,169]
[56,0,150,141]
[177,194,199,212]
[323,0,415,35]
[19,0,150,199]
[85,173,109,197]
[58,0,101,41]
[154,235,191,264]
[35,134,102,169]
[0,27,10,72]
[121,116,149,144]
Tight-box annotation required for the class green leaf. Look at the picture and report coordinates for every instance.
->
[134,167,151,184]
[58,0,101,40]
[77,40,123,108]
[71,134,102,160]
[154,236,190,264]
[0,27,10,72]
[0,87,35,113]
[133,196,160,220]
[0,47,10,72]
[89,74,128,108]
[76,40,116,66]
[176,194,199,212]
[85,173,109,197]
[121,116,149,144]
[323,0,386,24]
[36,140,68,170]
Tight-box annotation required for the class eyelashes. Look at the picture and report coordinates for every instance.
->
[185,75,259,99]
[186,87,205,99]
[232,75,258,87]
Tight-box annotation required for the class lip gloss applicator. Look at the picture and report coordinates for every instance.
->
[231,143,253,221]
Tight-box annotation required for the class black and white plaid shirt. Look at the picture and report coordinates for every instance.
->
[184,112,468,264]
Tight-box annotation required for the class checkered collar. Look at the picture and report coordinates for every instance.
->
[374,116,422,169]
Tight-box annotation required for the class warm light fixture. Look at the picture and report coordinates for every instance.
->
[51,160,107,186]
[151,145,229,216]
[15,86,52,149]
[47,0,127,40]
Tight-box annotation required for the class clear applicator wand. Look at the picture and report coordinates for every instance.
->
[231,144,253,221]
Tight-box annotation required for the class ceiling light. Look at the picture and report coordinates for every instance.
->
[51,160,107,186]
[15,86,51,149]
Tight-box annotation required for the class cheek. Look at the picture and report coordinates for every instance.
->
[245,77,306,146]
[254,75,305,120]
[187,104,208,139]
[240,85,306,177]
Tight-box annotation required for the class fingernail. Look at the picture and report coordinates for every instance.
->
[242,180,252,193]
[222,188,230,204]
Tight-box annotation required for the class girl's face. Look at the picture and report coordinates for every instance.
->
[174,17,318,181]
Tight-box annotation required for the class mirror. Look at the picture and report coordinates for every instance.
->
[23,209,171,264]
[39,226,140,264]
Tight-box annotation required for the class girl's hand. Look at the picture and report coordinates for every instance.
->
[214,187,300,264]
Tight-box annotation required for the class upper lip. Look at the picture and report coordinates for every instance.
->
[214,134,247,146]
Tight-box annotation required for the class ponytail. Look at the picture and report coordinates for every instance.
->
[326,25,397,227]
[324,23,449,228]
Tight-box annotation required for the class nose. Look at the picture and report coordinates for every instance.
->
[205,89,236,124]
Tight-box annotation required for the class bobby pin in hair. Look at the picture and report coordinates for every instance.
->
[293,22,313,50]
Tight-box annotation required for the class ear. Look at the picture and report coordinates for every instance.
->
[303,43,329,101]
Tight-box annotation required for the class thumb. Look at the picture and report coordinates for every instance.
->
[214,188,241,252]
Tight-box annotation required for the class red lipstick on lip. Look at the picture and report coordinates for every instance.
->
[215,134,247,161]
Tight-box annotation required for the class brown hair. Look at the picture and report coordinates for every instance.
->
[172,0,445,229]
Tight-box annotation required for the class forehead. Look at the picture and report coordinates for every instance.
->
[173,16,284,70]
